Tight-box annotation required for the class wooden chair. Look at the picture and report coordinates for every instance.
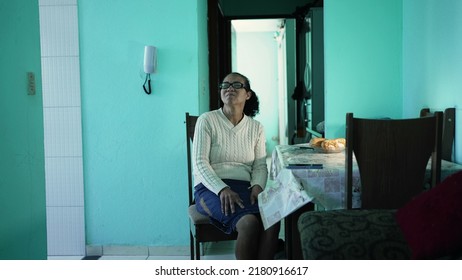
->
[185,112,237,260]
[297,112,443,259]
[346,112,443,209]
[420,108,455,162]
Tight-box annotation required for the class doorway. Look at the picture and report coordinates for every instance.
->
[230,19,295,154]
[207,1,324,151]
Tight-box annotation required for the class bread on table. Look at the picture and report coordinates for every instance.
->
[310,137,346,151]
[309,137,325,147]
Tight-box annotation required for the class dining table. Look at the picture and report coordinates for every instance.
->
[263,143,462,259]
[270,144,360,211]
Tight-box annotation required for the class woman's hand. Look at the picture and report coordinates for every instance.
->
[219,187,244,216]
[250,185,263,205]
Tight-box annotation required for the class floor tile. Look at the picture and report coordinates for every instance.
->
[98,255,148,260]
[202,254,235,260]
[147,255,190,260]
[47,255,84,260]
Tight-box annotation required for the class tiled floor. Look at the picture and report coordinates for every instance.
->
[48,235,287,260]
[48,241,236,260]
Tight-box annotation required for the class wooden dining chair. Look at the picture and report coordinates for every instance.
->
[185,112,238,260]
[297,112,443,259]
[345,112,443,209]
[420,107,455,162]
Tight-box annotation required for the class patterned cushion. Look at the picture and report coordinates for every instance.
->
[297,209,411,259]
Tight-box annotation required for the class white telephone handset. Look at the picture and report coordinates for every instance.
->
[143,46,156,94]
[144,46,157,74]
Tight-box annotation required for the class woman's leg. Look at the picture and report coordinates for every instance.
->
[257,222,281,259]
[235,215,281,260]
[235,214,261,259]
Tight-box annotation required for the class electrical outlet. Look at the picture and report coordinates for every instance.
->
[27,72,36,95]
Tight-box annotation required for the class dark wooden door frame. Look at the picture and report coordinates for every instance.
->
[207,0,323,112]
[207,0,231,110]
[207,0,296,111]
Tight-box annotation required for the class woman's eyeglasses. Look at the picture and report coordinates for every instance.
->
[219,82,245,89]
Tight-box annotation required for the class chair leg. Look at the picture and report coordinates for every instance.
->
[195,239,201,260]
[190,232,194,260]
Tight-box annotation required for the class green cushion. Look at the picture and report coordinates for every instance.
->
[297,209,411,259]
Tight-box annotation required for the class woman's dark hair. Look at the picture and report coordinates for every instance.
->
[220,72,260,117]
[244,89,260,118]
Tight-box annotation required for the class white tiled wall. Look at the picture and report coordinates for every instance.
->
[41,57,81,107]
[39,0,85,256]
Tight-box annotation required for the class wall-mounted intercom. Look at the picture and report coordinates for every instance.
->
[144,45,157,74]
[143,45,157,94]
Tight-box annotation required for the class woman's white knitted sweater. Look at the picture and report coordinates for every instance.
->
[192,109,268,195]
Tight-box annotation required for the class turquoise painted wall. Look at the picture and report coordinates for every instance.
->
[324,0,403,138]
[324,0,461,163]
[197,0,210,113]
[0,0,47,259]
[3,0,460,253]
[403,0,462,163]
[78,0,206,246]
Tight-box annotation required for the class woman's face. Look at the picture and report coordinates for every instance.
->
[220,74,251,107]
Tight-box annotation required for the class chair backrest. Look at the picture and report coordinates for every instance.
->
[420,107,456,161]
[345,112,443,209]
[186,112,198,207]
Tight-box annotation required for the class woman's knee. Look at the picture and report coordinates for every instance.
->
[236,214,261,233]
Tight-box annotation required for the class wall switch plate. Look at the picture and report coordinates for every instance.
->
[27,72,36,95]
